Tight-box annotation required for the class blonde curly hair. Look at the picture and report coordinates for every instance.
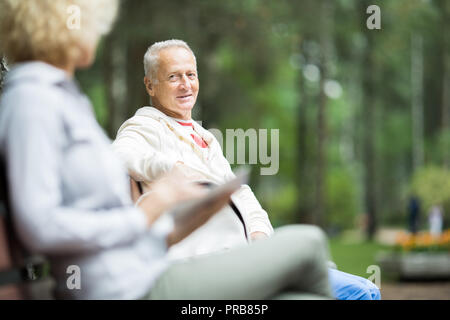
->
[0,0,119,65]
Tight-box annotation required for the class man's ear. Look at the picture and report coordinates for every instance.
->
[144,76,154,96]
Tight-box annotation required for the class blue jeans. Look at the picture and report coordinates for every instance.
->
[328,268,381,300]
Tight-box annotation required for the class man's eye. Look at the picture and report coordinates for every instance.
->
[188,73,196,78]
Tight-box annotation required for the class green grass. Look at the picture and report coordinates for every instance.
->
[329,238,390,278]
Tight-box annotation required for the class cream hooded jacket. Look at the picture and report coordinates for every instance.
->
[112,106,274,261]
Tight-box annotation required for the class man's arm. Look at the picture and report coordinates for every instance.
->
[206,136,274,239]
[112,118,179,182]
[231,185,274,239]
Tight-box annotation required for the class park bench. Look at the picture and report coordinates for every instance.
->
[0,155,252,300]
[0,162,153,299]
[0,158,54,299]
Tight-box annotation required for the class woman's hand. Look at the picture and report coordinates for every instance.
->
[137,170,207,227]
[165,176,241,247]
[136,164,242,247]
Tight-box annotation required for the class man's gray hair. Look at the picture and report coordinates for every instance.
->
[143,39,197,83]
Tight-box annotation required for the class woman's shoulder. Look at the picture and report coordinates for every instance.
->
[0,82,66,152]
[2,62,69,110]
[0,81,62,125]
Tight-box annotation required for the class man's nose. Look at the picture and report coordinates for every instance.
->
[179,75,191,89]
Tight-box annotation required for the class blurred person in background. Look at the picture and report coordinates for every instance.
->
[408,195,421,234]
[429,205,443,238]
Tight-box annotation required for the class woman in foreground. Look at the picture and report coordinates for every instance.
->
[0,0,332,300]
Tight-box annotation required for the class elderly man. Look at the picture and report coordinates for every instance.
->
[112,40,380,300]
[113,40,273,262]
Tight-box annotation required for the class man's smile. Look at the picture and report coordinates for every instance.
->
[176,94,193,100]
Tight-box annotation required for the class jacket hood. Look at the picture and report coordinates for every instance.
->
[133,106,216,146]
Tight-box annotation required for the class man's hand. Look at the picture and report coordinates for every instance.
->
[250,231,269,242]
[171,161,209,182]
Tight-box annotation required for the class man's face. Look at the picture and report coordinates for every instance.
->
[146,47,199,120]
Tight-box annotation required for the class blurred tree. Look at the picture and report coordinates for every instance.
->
[103,33,128,137]
[411,34,424,171]
[314,0,334,228]
[296,37,315,224]
[411,166,450,218]
[439,0,450,168]
[360,0,378,240]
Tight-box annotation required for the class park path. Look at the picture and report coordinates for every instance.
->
[358,227,450,300]
[381,281,450,300]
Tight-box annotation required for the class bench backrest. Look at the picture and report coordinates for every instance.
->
[0,157,27,299]
[0,158,54,299]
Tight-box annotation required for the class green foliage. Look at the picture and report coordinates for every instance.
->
[264,182,298,227]
[75,0,449,234]
[86,84,108,128]
[436,129,450,164]
[325,168,359,231]
[329,239,390,278]
[411,166,450,216]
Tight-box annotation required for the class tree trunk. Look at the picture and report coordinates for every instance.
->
[296,39,313,224]
[103,34,128,138]
[361,1,378,241]
[411,34,424,171]
[313,0,333,228]
[315,66,327,228]
[103,36,117,138]
[125,41,150,119]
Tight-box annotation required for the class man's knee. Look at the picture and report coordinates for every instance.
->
[278,225,327,248]
[274,225,329,262]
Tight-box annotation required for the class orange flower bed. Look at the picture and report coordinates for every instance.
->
[395,229,450,252]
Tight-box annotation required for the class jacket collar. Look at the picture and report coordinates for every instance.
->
[5,61,70,87]
[137,106,216,144]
